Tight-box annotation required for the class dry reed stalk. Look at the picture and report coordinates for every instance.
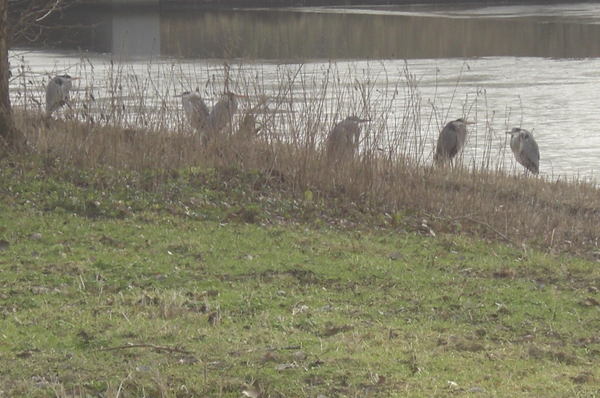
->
[9,59,600,256]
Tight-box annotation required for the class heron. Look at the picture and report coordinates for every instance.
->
[506,127,540,175]
[209,92,242,133]
[434,118,475,165]
[236,112,261,139]
[325,115,369,163]
[45,74,80,117]
[179,90,210,131]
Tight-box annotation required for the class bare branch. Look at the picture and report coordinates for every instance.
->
[98,343,194,355]
[35,0,60,22]
[425,213,510,242]
[7,0,80,45]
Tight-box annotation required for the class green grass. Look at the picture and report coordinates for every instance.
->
[1,163,600,397]
[6,54,600,397]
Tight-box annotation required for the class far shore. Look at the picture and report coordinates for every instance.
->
[104,0,582,9]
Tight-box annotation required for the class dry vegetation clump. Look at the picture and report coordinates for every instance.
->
[9,60,600,257]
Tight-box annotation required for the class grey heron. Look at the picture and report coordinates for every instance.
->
[179,90,210,131]
[325,116,369,163]
[209,92,243,133]
[434,118,474,165]
[506,127,540,175]
[45,74,80,117]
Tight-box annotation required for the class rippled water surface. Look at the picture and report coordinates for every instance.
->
[9,3,600,181]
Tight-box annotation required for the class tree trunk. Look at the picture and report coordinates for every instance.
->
[0,0,27,152]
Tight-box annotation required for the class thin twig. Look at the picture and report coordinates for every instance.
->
[458,216,510,241]
[115,372,130,398]
[426,213,510,241]
[98,343,193,354]
[268,345,302,351]
[35,0,60,22]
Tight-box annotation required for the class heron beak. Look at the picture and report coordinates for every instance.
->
[464,120,476,125]
[71,77,82,80]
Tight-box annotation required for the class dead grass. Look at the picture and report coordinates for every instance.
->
[8,59,600,258]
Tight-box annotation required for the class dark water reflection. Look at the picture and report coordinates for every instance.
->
[162,8,600,59]
[30,4,600,59]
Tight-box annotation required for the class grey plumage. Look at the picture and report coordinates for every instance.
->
[325,116,369,162]
[181,90,210,131]
[45,75,76,117]
[434,118,473,164]
[507,127,540,174]
[209,92,239,133]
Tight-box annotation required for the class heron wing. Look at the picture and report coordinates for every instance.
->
[436,123,459,158]
[341,119,361,147]
[192,99,209,119]
[45,78,65,115]
[209,100,230,131]
[326,120,361,160]
[191,97,210,128]
[520,133,540,174]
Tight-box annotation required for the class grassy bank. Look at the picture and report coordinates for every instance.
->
[2,153,600,397]
[10,57,600,257]
[3,59,600,396]
[1,181,600,397]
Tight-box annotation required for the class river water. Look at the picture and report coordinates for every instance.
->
[8,3,600,180]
